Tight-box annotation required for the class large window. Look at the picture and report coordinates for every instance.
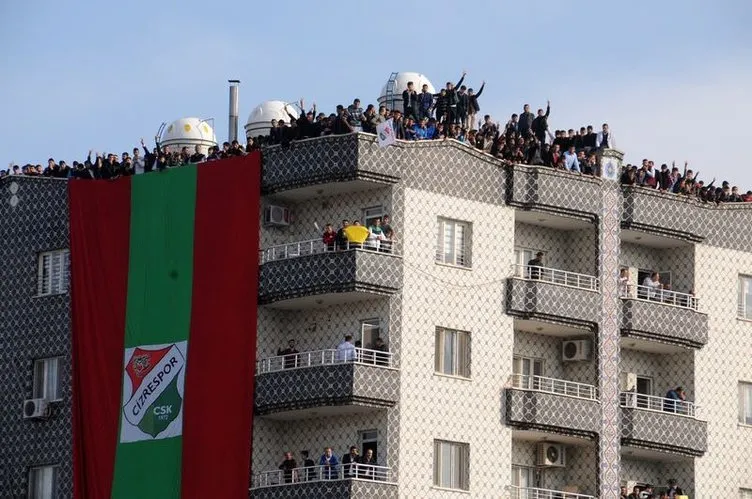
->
[433,440,469,491]
[37,250,70,296]
[435,328,471,378]
[32,357,62,401]
[28,465,58,499]
[739,382,752,425]
[436,218,471,267]
[362,205,385,227]
[739,275,752,319]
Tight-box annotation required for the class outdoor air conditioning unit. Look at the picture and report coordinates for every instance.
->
[620,372,637,392]
[263,205,290,226]
[23,398,50,419]
[562,340,591,362]
[537,442,566,467]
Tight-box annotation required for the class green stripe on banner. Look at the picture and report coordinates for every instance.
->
[112,167,197,499]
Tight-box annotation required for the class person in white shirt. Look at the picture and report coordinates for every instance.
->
[336,334,356,362]
[596,123,615,149]
[642,272,663,300]
[619,268,630,297]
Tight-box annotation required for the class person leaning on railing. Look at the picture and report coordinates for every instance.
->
[527,252,544,280]
[663,386,686,414]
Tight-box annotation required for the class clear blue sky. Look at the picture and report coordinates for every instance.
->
[2,1,751,187]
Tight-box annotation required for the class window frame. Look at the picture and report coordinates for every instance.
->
[513,247,545,276]
[32,357,62,402]
[436,217,472,268]
[37,249,70,297]
[739,275,752,320]
[27,464,58,499]
[511,464,537,488]
[433,439,469,491]
[434,327,471,379]
[359,318,383,349]
[739,382,752,426]
[362,205,385,228]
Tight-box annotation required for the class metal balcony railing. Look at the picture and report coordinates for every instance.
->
[508,485,595,499]
[251,463,394,489]
[619,391,699,419]
[624,284,699,311]
[256,347,393,374]
[260,237,398,264]
[508,374,598,401]
[511,264,599,291]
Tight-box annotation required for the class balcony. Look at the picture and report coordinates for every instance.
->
[506,265,600,328]
[261,133,401,199]
[621,285,708,349]
[619,392,707,457]
[505,374,600,439]
[621,186,707,243]
[251,464,396,499]
[508,486,595,499]
[254,348,399,418]
[258,239,402,308]
[506,164,603,222]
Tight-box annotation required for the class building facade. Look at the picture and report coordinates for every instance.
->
[2,134,752,498]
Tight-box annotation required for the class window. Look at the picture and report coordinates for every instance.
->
[435,328,471,378]
[37,250,70,296]
[32,357,62,401]
[362,205,385,227]
[740,488,752,499]
[513,247,544,277]
[739,276,752,319]
[28,465,58,499]
[512,356,544,390]
[511,465,536,488]
[436,218,471,267]
[433,440,469,491]
[359,319,382,349]
[739,382,752,425]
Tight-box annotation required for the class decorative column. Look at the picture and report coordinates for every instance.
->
[597,148,624,498]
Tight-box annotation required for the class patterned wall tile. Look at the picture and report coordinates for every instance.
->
[621,300,708,349]
[506,389,601,437]
[620,407,707,456]
[506,278,601,329]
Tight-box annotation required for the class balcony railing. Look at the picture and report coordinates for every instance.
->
[511,264,599,291]
[251,464,394,489]
[508,486,595,499]
[623,284,698,311]
[257,347,393,374]
[619,392,699,419]
[260,238,398,264]
[508,374,598,401]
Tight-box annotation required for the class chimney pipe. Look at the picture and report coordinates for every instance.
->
[228,79,240,143]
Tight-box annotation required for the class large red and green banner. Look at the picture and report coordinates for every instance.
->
[69,154,261,499]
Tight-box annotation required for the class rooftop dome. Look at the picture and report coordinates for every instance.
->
[378,72,436,111]
[160,117,217,152]
[244,100,299,138]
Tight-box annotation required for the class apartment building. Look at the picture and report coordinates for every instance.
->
[2,134,752,498]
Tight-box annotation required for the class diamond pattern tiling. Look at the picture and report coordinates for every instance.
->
[506,278,601,329]
[620,407,707,456]
[621,299,708,349]
[250,478,397,499]
[506,389,600,437]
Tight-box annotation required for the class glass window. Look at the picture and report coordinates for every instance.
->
[435,328,471,378]
[28,465,58,499]
[511,465,536,488]
[32,358,62,401]
[739,382,752,425]
[362,206,385,227]
[37,250,70,296]
[433,440,469,491]
[436,218,471,267]
[739,276,752,319]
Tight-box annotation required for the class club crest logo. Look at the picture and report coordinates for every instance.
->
[120,341,188,443]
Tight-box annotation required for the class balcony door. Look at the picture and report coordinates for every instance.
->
[359,429,378,462]
[359,319,382,349]
[511,464,537,488]
[514,247,544,277]
[513,356,544,390]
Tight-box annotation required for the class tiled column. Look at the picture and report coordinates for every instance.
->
[597,149,624,498]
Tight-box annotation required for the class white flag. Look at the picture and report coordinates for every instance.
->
[376,118,396,148]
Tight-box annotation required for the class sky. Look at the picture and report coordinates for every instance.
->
[2,1,751,187]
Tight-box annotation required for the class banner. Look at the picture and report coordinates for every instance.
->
[376,118,397,148]
[70,155,261,499]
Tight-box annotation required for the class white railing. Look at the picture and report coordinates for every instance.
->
[624,284,699,310]
[256,347,393,374]
[251,464,393,488]
[259,237,397,264]
[508,374,598,401]
[508,485,595,499]
[511,264,599,291]
[619,391,698,418]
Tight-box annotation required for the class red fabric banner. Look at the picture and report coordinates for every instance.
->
[69,178,132,499]
[181,153,261,498]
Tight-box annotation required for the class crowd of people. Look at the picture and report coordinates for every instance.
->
[274,446,381,484]
[322,216,395,253]
[620,479,685,499]
[2,71,750,204]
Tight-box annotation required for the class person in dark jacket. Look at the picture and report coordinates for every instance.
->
[466,81,485,130]
[443,72,466,125]
[433,89,448,124]
[333,105,354,135]
[418,84,433,121]
[456,85,470,130]
[402,81,418,120]
[518,104,536,138]
[531,101,551,144]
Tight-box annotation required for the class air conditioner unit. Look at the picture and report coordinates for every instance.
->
[263,205,290,226]
[23,398,50,419]
[620,372,637,392]
[537,442,566,467]
[562,340,591,362]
